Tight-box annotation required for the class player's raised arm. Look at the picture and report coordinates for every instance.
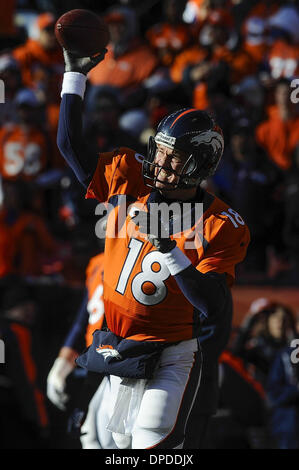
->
[57,48,107,187]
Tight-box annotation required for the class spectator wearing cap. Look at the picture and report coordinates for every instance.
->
[170,8,255,110]
[232,300,297,386]
[88,6,158,105]
[232,76,265,126]
[12,13,63,91]
[232,298,273,360]
[10,13,66,174]
[0,88,49,181]
[256,78,299,171]
[146,0,192,67]
[266,6,299,80]
[12,12,64,137]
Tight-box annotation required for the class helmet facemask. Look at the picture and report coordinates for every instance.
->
[143,136,220,190]
[142,108,224,191]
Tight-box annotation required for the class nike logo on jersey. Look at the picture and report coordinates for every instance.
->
[96,344,122,361]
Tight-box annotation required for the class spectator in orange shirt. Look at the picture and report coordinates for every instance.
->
[12,13,63,96]
[171,8,255,109]
[12,12,64,134]
[12,12,66,169]
[0,179,57,278]
[266,6,299,81]
[256,78,299,172]
[268,39,299,80]
[0,89,49,181]
[88,6,158,105]
[146,0,191,67]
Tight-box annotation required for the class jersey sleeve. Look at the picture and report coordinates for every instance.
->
[85,147,145,202]
[197,213,250,284]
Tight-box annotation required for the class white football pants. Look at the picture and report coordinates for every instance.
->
[80,338,201,449]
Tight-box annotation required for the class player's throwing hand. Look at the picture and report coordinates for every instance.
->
[131,210,177,253]
[63,48,108,75]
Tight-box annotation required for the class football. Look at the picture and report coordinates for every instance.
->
[55,9,110,57]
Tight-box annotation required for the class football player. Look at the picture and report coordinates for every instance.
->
[46,250,111,448]
[56,48,250,449]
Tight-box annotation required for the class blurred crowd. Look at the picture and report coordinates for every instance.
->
[0,0,298,449]
[209,297,299,449]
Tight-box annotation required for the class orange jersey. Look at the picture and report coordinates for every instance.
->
[86,148,250,342]
[0,209,56,277]
[86,148,250,343]
[170,45,208,83]
[243,41,268,65]
[268,40,299,79]
[256,113,299,171]
[146,23,192,66]
[193,82,210,110]
[12,212,56,276]
[0,124,48,180]
[210,45,256,83]
[12,39,64,101]
[170,44,255,85]
[85,253,105,347]
[88,41,158,89]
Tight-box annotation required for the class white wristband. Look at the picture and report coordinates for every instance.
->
[61,72,87,99]
[162,246,191,276]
